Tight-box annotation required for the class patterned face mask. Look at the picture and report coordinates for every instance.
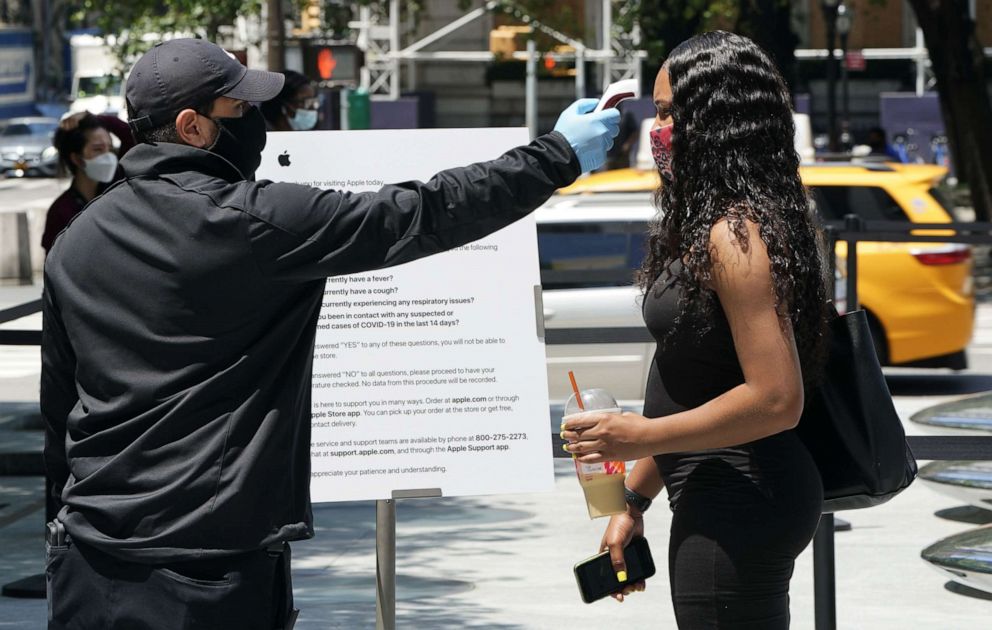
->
[650,124,673,181]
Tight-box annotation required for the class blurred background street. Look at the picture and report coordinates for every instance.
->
[4,0,992,626]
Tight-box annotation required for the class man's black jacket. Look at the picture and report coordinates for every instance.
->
[41,134,579,562]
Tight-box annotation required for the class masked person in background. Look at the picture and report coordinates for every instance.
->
[562,31,831,628]
[261,69,319,131]
[41,38,619,630]
[42,112,135,253]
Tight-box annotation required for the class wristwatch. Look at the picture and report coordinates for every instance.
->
[624,485,652,514]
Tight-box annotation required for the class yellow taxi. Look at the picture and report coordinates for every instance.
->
[556,162,975,369]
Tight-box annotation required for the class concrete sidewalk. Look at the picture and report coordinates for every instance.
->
[1,280,990,627]
[0,449,990,628]
[0,281,42,406]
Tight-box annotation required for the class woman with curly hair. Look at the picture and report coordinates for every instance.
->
[561,31,831,628]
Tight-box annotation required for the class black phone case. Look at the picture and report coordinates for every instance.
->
[573,536,656,604]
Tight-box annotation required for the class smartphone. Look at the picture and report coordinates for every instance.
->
[573,536,656,604]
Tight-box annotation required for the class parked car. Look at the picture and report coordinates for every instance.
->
[800,162,972,368]
[539,161,974,400]
[537,193,655,401]
[0,117,59,177]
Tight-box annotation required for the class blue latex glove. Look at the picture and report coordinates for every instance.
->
[553,98,622,173]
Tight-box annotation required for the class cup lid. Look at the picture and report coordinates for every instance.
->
[565,388,618,415]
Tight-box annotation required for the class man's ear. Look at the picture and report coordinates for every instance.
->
[70,153,85,172]
[175,109,214,148]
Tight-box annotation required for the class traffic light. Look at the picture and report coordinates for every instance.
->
[545,45,576,78]
[489,25,533,60]
[301,0,322,33]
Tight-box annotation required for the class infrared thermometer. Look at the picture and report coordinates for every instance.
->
[593,79,640,112]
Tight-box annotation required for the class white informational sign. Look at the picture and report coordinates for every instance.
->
[257,128,554,502]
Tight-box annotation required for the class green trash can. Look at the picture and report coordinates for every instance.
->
[347,88,370,130]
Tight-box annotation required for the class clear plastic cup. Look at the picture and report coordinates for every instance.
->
[564,388,627,519]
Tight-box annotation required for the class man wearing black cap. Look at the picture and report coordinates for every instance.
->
[41,38,619,629]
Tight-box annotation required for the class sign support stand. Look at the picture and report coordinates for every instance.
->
[375,499,395,630]
[375,488,441,630]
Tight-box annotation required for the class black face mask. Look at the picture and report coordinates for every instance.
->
[206,105,267,180]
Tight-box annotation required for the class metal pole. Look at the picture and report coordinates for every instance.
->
[634,53,643,98]
[375,499,396,630]
[358,6,372,92]
[915,28,926,97]
[406,58,416,93]
[825,8,838,152]
[844,214,860,310]
[41,0,50,101]
[389,0,401,100]
[340,88,351,131]
[576,47,586,100]
[840,33,849,149]
[814,225,842,630]
[601,0,612,90]
[825,225,837,302]
[813,513,838,630]
[526,39,538,140]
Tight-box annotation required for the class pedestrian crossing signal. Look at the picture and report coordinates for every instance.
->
[303,44,363,85]
[317,48,338,80]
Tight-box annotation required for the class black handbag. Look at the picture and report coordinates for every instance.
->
[796,309,918,512]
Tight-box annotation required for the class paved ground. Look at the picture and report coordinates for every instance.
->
[0,442,989,628]
[2,177,991,626]
[0,177,62,279]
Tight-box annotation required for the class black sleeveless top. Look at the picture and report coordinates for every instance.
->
[642,263,812,508]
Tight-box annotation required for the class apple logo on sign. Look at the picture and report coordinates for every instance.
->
[278,151,291,167]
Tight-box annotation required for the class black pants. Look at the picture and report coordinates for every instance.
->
[668,457,823,629]
[46,536,298,630]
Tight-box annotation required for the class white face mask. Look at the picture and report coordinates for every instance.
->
[288,108,318,131]
[83,152,118,183]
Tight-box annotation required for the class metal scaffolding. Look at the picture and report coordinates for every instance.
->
[350,0,647,100]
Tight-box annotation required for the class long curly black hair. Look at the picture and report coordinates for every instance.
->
[638,31,832,385]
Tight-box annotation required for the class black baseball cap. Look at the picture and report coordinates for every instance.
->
[126,38,285,133]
